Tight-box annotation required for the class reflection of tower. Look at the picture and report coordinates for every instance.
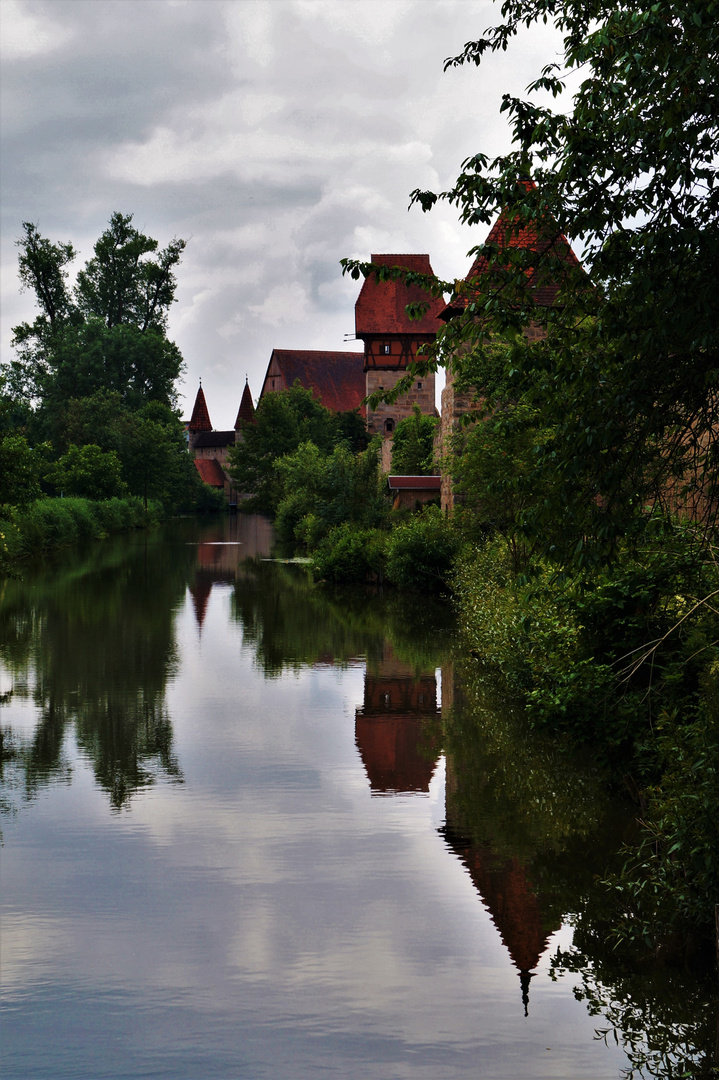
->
[187,517,279,632]
[441,661,561,1016]
[188,575,213,631]
[441,825,556,1015]
[355,642,441,795]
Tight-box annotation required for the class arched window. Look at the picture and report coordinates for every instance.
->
[385,418,395,434]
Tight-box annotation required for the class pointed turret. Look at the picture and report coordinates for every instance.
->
[189,382,212,434]
[234,378,256,429]
[440,180,582,321]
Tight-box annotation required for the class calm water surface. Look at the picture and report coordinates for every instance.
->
[1,517,716,1079]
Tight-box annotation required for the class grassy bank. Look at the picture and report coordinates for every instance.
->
[0,495,163,571]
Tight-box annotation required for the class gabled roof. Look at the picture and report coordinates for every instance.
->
[264,349,365,413]
[235,379,256,428]
[189,384,212,432]
[355,254,445,336]
[441,183,582,320]
[194,458,226,487]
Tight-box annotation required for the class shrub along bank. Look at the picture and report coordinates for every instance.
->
[0,495,162,571]
[453,532,719,957]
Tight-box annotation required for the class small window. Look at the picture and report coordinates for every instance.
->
[385,418,395,434]
[381,342,391,355]
[417,381,423,389]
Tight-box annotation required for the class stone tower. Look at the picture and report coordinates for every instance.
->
[354,254,445,440]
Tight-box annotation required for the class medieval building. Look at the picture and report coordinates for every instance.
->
[259,349,365,414]
[190,212,581,505]
[438,189,583,512]
[354,254,444,437]
[188,378,256,502]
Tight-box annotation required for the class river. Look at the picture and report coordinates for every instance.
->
[0,516,716,1079]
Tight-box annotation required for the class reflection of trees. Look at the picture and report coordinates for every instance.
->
[0,531,189,811]
[550,943,719,1079]
[231,563,455,675]
[444,659,719,1059]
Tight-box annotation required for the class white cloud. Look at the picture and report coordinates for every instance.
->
[0,0,75,60]
[249,281,311,326]
[1,0,566,426]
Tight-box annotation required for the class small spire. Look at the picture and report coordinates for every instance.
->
[189,383,212,432]
[519,971,535,1017]
[235,379,256,429]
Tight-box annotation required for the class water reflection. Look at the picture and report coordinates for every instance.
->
[0,517,716,1079]
[355,642,441,795]
[0,533,187,812]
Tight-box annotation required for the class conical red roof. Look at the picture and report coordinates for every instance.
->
[235,380,256,428]
[441,181,581,319]
[189,384,212,432]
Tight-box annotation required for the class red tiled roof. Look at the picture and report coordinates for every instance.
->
[441,184,582,320]
[388,476,441,490]
[189,384,212,432]
[265,349,366,413]
[235,380,256,428]
[194,458,226,487]
[355,254,445,336]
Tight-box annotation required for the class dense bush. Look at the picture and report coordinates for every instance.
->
[47,444,126,499]
[311,524,387,584]
[390,405,438,476]
[385,505,459,592]
[275,440,390,545]
[453,531,719,947]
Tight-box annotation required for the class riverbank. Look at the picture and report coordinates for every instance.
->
[0,495,164,572]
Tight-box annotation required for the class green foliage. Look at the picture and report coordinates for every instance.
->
[48,444,126,500]
[231,384,375,514]
[311,524,388,584]
[274,439,389,544]
[0,433,47,508]
[451,397,554,570]
[0,495,159,570]
[390,405,438,475]
[385,505,460,592]
[336,409,370,453]
[49,391,199,513]
[228,383,341,514]
[452,541,612,726]
[453,532,719,946]
[8,214,186,435]
[606,705,719,945]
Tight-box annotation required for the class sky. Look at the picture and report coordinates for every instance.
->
[1,0,563,428]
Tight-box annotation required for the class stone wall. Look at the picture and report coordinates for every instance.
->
[365,369,436,437]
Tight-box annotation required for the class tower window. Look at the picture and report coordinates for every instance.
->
[417,381,422,389]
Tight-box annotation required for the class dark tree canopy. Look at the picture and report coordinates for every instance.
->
[390,405,438,476]
[9,214,186,436]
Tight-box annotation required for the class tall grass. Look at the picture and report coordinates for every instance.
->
[0,496,162,570]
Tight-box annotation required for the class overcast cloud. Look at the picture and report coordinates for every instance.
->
[1,0,561,427]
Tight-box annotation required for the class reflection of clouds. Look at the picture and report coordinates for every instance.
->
[3,574,630,1077]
